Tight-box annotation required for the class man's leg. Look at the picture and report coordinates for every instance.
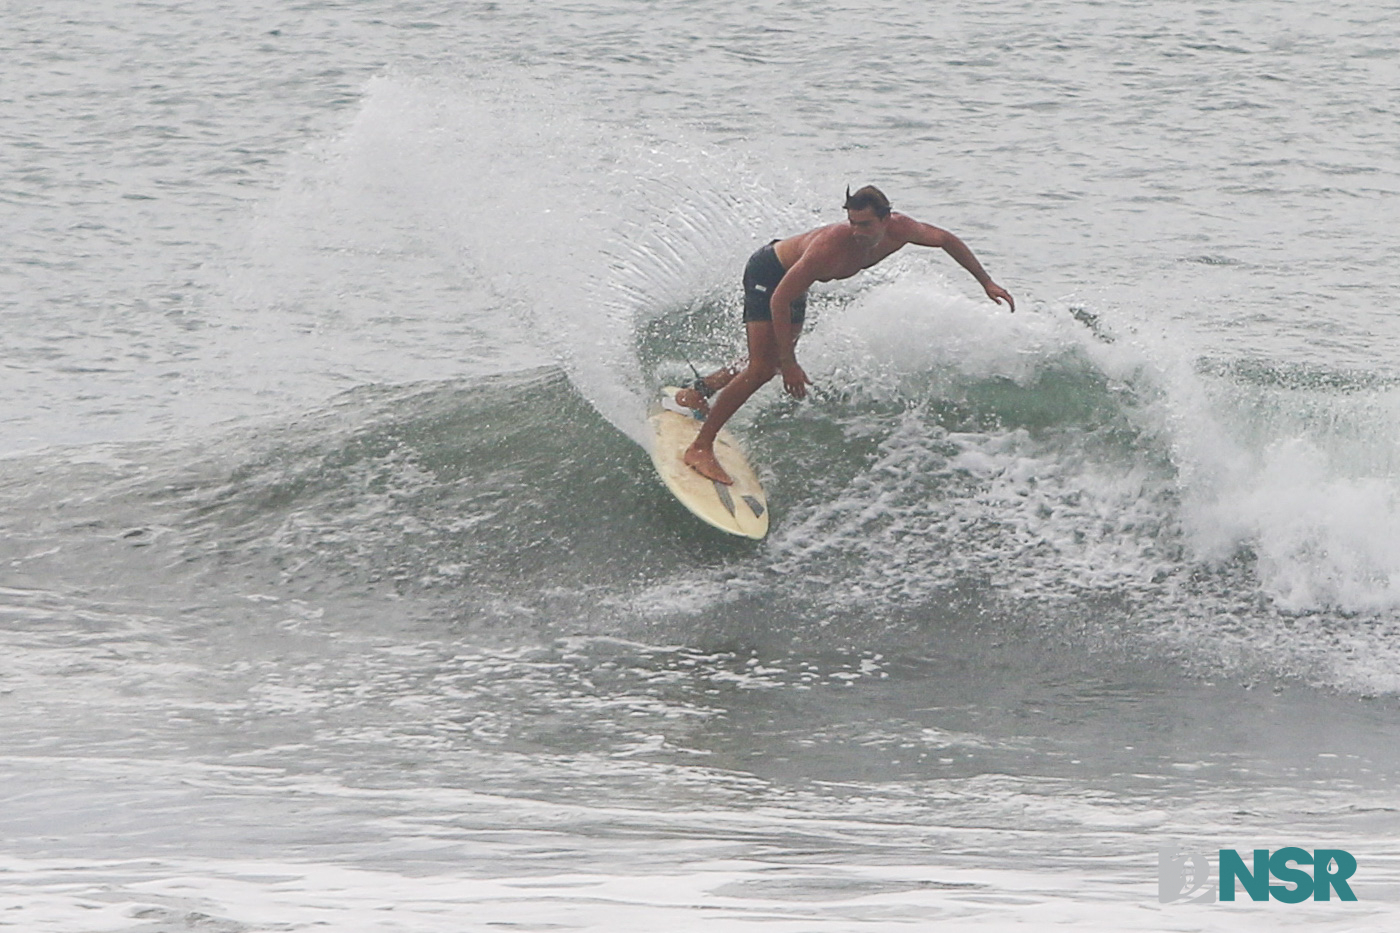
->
[674,365,739,413]
[682,322,780,485]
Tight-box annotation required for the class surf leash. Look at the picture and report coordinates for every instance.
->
[679,355,720,401]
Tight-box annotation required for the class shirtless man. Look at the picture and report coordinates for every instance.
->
[679,185,1014,485]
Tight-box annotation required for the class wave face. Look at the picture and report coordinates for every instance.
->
[12,276,1400,698]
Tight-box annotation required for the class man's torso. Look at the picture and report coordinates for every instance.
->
[772,212,915,282]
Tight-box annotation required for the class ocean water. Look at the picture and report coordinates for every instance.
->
[4,0,1400,929]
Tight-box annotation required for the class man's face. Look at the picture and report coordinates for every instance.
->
[846,207,887,244]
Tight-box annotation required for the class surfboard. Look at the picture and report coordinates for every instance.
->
[648,386,769,539]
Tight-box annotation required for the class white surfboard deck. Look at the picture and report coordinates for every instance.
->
[648,387,769,539]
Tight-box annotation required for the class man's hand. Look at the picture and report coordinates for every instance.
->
[780,360,811,399]
[985,282,1015,312]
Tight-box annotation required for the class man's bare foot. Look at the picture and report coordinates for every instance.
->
[674,386,710,416]
[683,444,733,485]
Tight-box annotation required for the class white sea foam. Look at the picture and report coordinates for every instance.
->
[3,776,1395,933]
[634,267,1400,688]
[805,265,1070,393]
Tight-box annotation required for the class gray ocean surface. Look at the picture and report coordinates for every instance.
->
[4,1,1400,929]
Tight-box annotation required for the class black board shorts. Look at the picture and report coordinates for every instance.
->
[742,241,806,325]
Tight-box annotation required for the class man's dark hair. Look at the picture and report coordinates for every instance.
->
[843,185,891,218]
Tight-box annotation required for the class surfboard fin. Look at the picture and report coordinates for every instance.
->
[713,481,736,516]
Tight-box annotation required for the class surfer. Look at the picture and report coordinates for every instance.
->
[679,185,1014,485]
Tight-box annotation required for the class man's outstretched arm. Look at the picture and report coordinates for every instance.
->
[905,220,1015,312]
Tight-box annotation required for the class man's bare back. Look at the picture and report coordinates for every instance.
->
[772,213,921,281]
[680,186,1013,486]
